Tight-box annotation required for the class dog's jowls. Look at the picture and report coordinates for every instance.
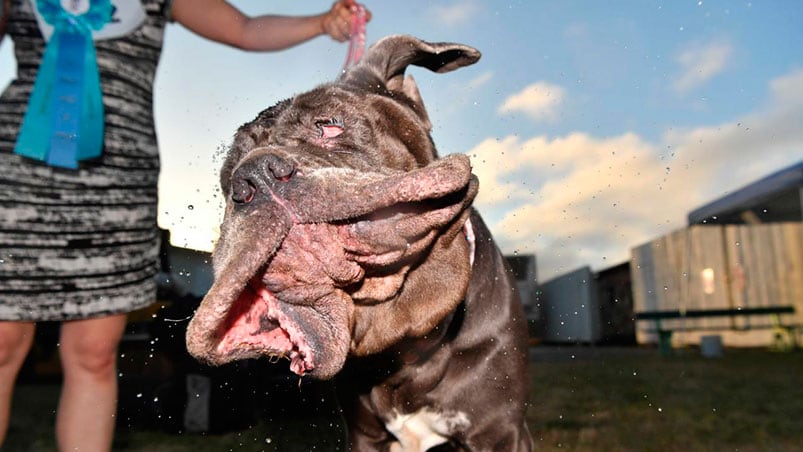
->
[186,35,533,451]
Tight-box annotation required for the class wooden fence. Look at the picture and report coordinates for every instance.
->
[630,222,803,346]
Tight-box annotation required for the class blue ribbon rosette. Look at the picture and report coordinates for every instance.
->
[14,0,112,169]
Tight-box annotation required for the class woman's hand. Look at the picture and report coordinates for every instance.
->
[321,0,372,43]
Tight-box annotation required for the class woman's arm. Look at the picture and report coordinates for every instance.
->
[0,0,11,42]
[170,0,370,52]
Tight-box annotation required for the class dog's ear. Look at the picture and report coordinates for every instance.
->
[337,155,479,356]
[241,152,475,226]
[342,172,477,271]
[344,197,477,355]
[396,74,432,131]
[341,35,481,93]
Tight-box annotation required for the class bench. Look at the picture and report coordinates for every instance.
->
[634,305,797,355]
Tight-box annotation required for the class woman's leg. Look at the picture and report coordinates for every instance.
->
[57,314,127,451]
[0,321,36,445]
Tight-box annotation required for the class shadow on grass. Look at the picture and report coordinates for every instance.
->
[7,376,347,452]
[5,347,803,451]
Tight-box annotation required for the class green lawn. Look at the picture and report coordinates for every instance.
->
[5,347,802,451]
[527,348,803,452]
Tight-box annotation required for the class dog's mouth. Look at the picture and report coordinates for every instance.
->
[215,279,315,376]
[186,222,356,380]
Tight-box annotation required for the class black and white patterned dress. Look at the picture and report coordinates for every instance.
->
[0,0,172,321]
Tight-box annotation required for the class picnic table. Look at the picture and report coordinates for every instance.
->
[634,305,797,355]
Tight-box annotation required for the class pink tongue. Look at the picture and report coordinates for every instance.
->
[216,290,293,354]
[216,284,315,376]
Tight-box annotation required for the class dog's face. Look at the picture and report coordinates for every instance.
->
[186,36,481,379]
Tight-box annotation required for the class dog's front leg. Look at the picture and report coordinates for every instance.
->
[342,393,398,452]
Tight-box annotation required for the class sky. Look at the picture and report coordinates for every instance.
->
[2,0,802,282]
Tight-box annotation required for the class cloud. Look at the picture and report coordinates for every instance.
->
[498,82,565,121]
[428,1,480,28]
[470,69,803,280]
[673,40,733,93]
[664,69,803,192]
[470,132,676,280]
[466,71,494,91]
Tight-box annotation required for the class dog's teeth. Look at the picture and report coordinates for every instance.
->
[269,353,288,363]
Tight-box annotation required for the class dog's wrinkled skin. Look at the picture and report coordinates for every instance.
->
[186,35,533,451]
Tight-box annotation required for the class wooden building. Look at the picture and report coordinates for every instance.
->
[631,222,802,346]
[632,161,803,348]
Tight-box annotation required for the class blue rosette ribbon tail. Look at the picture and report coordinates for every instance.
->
[14,0,112,169]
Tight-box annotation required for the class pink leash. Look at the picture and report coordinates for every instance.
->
[342,3,367,72]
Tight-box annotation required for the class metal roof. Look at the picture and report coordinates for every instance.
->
[687,160,803,224]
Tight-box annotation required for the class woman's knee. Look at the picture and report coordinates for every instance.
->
[59,316,126,377]
[60,338,120,376]
[0,322,35,369]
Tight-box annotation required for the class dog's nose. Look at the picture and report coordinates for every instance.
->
[264,153,295,182]
[231,178,256,204]
[231,153,296,204]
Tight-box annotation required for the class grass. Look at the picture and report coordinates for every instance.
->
[4,347,803,451]
[527,347,803,452]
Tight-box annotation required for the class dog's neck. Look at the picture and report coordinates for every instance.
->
[396,299,465,365]
[390,219,474,365]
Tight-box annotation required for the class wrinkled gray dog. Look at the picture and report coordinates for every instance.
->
[186,35,533,451]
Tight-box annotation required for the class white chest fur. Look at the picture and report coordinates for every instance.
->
[386,408,471,452]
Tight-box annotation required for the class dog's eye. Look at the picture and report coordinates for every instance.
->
[315,118,344,139]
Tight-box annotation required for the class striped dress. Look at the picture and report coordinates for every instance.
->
[0,0,172,321]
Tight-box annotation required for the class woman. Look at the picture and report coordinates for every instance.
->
[0,0,370,449]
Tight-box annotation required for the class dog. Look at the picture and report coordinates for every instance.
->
[185,35,533,451]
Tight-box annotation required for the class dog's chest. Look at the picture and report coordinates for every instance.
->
[385,408,470,451]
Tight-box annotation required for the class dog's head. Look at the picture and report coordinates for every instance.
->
[185,35,481,379]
